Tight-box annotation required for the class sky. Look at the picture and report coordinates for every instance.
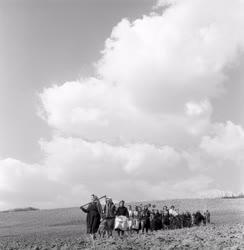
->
[0,0,243,210]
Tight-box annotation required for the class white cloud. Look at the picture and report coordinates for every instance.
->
[0,158,65,208]
[184,99,213,136]
[32,0,244,206]
[201,121,244,165]
[39,79,203,147]
[41,137,186,185]
[185,100,212,117]
[0,138,201,209]
[39,0,244,144]
[1,0,244,209]
[1,119,244,209]
[184,121,244,193]
[97,0,244,114]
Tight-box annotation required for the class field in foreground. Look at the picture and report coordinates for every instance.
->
[0,224,243,250]
[0,198,244,249]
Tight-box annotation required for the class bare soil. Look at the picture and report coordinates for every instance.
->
[0,199,243,249]
[0,224,243,249]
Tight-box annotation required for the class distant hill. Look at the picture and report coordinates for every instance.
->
[1,207,40,213]
[221,193,244,199]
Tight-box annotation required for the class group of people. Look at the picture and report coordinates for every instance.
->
[80,195,211,239]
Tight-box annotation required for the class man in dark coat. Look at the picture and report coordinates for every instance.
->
[162,206,170,229]
[80,195,102,239]
[150,211,156,231]
[155,210,163,230]
[141,205,151,233]
[103,197,116,237]
[193,211,205,226]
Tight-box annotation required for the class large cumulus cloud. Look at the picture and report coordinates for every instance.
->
[98,0,244,113]
[0,0,244,209]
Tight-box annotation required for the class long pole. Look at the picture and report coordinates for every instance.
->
[80,195,106,208]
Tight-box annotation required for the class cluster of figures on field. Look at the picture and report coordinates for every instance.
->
[80,195,211,239]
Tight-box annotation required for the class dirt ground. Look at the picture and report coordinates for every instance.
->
[0,223,243,250]
[1,199,243,249]
[90,224,244,250]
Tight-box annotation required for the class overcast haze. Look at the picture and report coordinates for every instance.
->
[0,0,244,210]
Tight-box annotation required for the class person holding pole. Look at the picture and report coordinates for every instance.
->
[80,194,103,240]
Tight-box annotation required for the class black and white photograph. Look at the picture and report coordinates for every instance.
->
[0,0,243,249]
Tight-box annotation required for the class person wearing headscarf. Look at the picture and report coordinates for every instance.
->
[80,194,102,239]
[127,205,133,234]
[132,205,140,233]
[115,200,129,237]
[169,205,178,216]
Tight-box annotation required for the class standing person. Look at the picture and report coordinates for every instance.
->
[155,210,163,230]
[115,200,129,237]
[169,205,178,216]
[127,205,133,234]
[204,210,210,224]
[148,203,152,213]
[103,197,116,237]
[162,206,170,230]
[141,205,150,233]
[169,205,178,229]
[150,211,156,231]
[80,194,102,240]
[132,206,140,234]
[138,206,143,233]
